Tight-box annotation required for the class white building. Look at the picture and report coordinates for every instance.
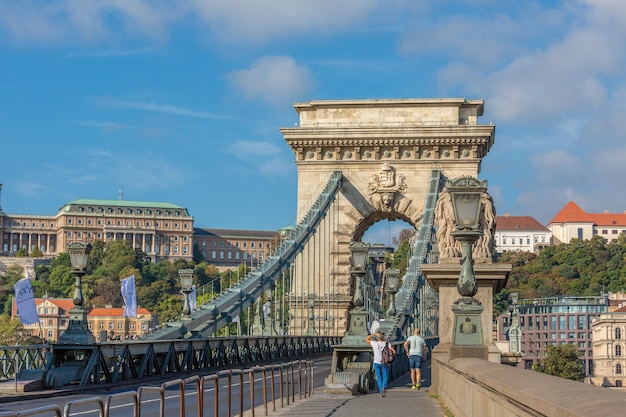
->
[494,214,551,253]
[547,201,626,245]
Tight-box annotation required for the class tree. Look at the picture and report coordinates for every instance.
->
[532,343,585,381]
[0,314,38,345]
[30,247,44,258]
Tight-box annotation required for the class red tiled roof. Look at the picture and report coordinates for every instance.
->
[548,201,595,224]
[12,297,152,318]
[89,307,151,317]
[587,213,626,227]
[548,201,626,227]
[12,297,75,316]
[496,215,548,231]
[614,305,626,313]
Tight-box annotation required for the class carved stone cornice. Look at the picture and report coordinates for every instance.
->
[282,125,494,162]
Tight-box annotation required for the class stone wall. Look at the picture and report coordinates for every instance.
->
[433,354,626,417]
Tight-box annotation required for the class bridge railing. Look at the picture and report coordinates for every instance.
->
[0,344,51,382]
[391,170,442,339]
[0,360,315,417]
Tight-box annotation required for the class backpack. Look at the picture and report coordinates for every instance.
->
[381,343,395,365]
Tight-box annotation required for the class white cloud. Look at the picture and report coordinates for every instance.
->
[0,0,380,46]
[187,0,379,44]
[99,98,229,120]
[226,56,314,106]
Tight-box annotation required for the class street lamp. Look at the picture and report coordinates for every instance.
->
[179,268,194,317]
[385,268,400,318]
[307,293,317,335]
[342,241,371,345]
[447,176,488,347]
[508,292,521,354]
[59,242,95,344]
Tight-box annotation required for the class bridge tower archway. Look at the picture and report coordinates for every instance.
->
[280,98,495,336]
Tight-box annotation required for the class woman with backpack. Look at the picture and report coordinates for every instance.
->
[366,331,396,397]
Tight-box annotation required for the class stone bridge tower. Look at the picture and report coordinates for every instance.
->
[280,98,496,336]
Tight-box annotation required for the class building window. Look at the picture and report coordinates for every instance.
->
[602,230,608,235]
[117,322,123,329]
[577,228,583,239]
[617,380,623,387]
[617,364,622,374]
[616,328,622,340]
[616,345,622,356]
[613,230,618,235]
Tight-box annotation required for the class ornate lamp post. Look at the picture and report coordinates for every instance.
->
[263,286,278,335]
[341,241,370,344]
[385,268,400,318]
[59,242,95,344]
[508,292,521,353]
[306,293,317,335]
[179,268,194,318]
[447,176,487,347]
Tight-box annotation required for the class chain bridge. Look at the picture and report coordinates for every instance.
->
[3,98,499,390]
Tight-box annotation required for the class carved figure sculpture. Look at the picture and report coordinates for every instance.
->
[434,187,461,258]
[473,192,496,259]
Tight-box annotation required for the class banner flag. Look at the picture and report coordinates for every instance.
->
[14,277,39,325]
[121,275,137,318]
[190,285,197,313]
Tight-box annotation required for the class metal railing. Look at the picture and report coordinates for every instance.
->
[0,360,315,417]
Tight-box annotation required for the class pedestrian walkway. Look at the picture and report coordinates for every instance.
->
[267,361,444,417]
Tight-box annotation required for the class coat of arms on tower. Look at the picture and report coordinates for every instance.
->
[367,162,408,211]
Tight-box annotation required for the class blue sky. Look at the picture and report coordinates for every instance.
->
[1,1,626,246]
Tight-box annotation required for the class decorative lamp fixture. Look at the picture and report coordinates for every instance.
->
[385,268,400,292]
[59,242,95,344]
[67,242,92,307]
[385,268,400,318]
[349,241,370,271]
[179,268,194,316]
[447,176,487,299]
[511,292,519,305]
[68,242,92,273]
[446,176,488,349]
[447,177,487,231]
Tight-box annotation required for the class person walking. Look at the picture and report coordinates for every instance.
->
[403,328,427,389]
[366,331,396,397]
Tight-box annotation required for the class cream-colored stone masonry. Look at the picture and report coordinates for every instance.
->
[280,98,496,336]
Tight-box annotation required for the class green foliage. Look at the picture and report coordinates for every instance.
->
[30,247,44,258]
[0,314,39,345]
[498,235,626,300]
[15,248,28,258]
[532,343,585,381]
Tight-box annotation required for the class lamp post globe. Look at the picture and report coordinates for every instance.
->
[179,268,194,317]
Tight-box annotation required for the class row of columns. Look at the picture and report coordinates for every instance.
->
[1,232,56,254]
